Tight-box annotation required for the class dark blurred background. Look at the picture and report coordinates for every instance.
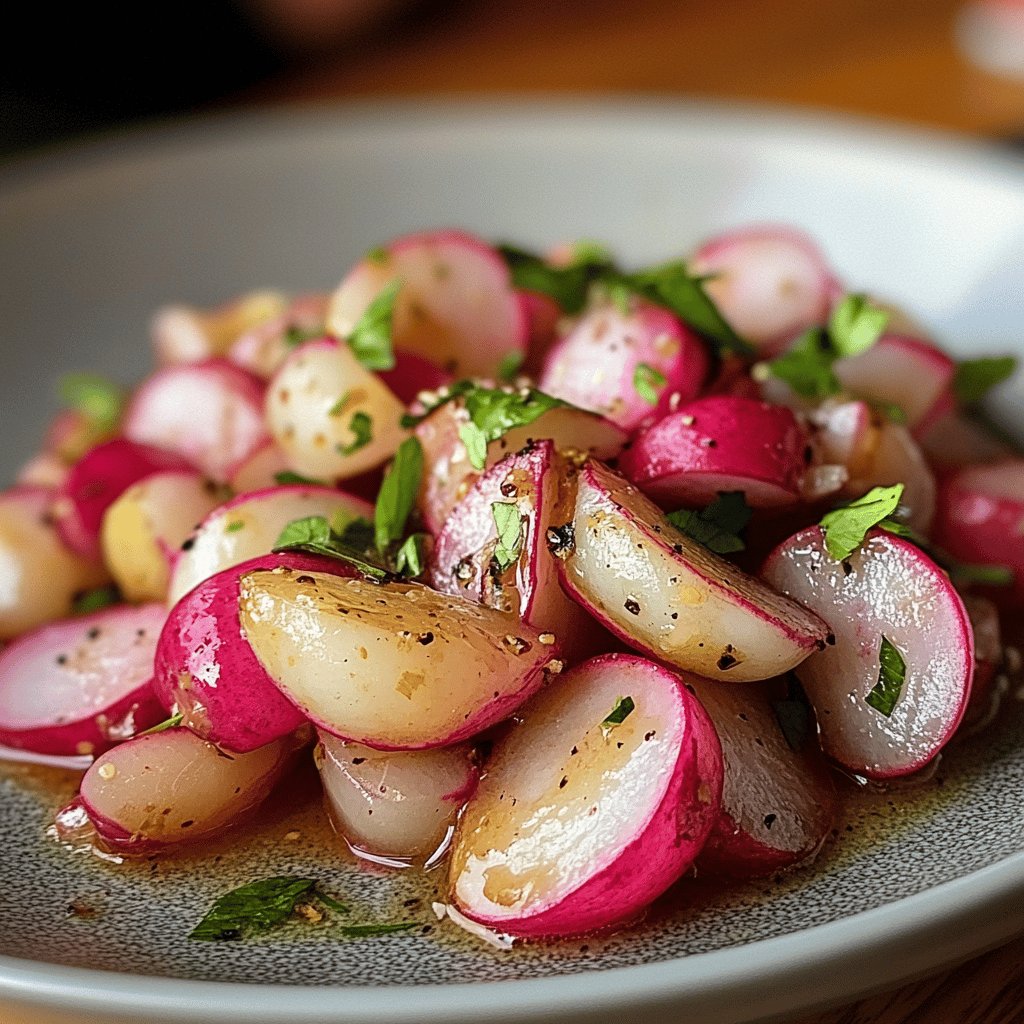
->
[3,0,1024,156]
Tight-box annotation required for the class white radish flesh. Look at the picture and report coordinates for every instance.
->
[227,293,329,379]
[762,527,974,778]
[239,567,564,750]
[225,441,292,495]
[315,733,478,864]
[557,461,830,682]
[449,653,723,939]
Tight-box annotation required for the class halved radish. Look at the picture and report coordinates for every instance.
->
[327,230,528,378]
[933,460,1024,606]
[16,452,70,490]
[833,334,956,437]
[689,677,837,878]
[227,292,329,379]
[415,394,627,535]
[151,291,288,366]
[538,300,708,432]
[556,461,829,682]
[53,438,195,560]
[379,350,453,407]
[123,359,269,481]
[239,566,564,750]
[762,527,974,778]
[45,408,117,465]
[0,487,109,640]
[73,727,293,852]
[100,471,223,603]
[265,338,406,480]
[155,553,349,752]
[0,603,166,756]
[315,732,478,864]
[225,440,292,495]
[449,653,723,939]
[806,399,874,470]
[689,226,841,353]
[918,410,1015,473]
[430,442,601,661]
[619,396,808,509]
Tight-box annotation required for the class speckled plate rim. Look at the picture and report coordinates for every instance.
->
[1,98,1023,1024]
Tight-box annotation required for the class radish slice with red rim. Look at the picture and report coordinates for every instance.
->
[226,292,329,379]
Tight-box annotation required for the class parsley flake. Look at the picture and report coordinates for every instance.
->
[346,280,400,371]
[274,471,327,487]
[274,515,390,581]
[953,356,1017,406]
[338,411,373,456]
[72,585,120,615]
[459,422,488,471]
[828,294,889,358]
[497,350,525,382]
[491,502,524,571]
[865,636,906,718]
[394,533,428,578]
[633,363,667,405]
[282,324,324,349]
[819,484,905,561]
[191,877,317,941]
[58,372,125,433]
[666,492,752,555]
[601,695,635,735]
[139,712,184,736]
[374,437,424,555]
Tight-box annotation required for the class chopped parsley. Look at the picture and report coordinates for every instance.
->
[497,350,525,383]
[274,515,390,581]
[71,585,120,615]
[771,679,813,753]
[490,502,524,571]
[337,411,373,456]
[139,713,184,736]
[666,492,752,555]
[328,392,352,418]
[601,695,636,736]
[374,437,424,555]
[394,532,428,578]
[498,243,613,315]
[953,356,1017,406]
[818,484,905,561]
[865,636,906,718]
[274,471,327,487]
[225,520,245,533]
[948,562,1014,588]
[346,280,400,371]
[58,372,125,433]
[633,363,667,405]
[282,324,324,349]
[458,422,488,471]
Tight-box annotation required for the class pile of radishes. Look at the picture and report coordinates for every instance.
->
[1,226,1020,944]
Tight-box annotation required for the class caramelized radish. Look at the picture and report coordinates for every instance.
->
[327,230,527,378]
[239,566,564,750]
[0,604,166,756]
[75,727,293,852]
[557,461,829,682]
[315,732,478,864]
[763,527,974,778]
[449,654,723,939]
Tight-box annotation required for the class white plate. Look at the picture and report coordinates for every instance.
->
[1,100,1023,1024]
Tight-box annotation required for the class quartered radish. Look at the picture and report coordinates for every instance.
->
[152,291,288,366]
[0,603,166,756]
[167,483,371,606]
[689,677,837,878]
[327,230,528,378]
[225,440,291,495]
[53,438,194,560]
[100,471,223,603]
[430,441,601,660]
[0,487,109,640]
[265,338,406,480]
[556,461,830,682]
[689,226,841,353]
[227,292,329,379]
[415,394,627,535]
[315,732,478,865]
[538,300,708,432]
[239,566,565,750]
[123,359,268,481]
[448,654,723,939]
[156,553,349,752]
[762,527,974,778]
[619,396,808,509]
[72,727,293,852]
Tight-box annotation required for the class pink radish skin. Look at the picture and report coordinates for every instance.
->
[933,460,1024,607]
[918,411,1015,473]
[227,293,329,379]
[689,226,841,354]
[123,359,269,481]
[430,442,602,661]
[53,439,195,560]
[155,553,351,752]
[415,396,627,536]
[557,461,830,682]
[239,567,565,750]
[327,230,528,379]
[0,604,166,756]
[0,487,109,640]
[539,301,709,432]
[379,350,453,407]
[833,334,956,438]
[315,732,478,864]
[762,527,974,779]
[689,677,837,878]
[226,440,292,495]
[619,396,809,509]
[168,483,372,607]
[75,727,293,853]
[449,654,723,939]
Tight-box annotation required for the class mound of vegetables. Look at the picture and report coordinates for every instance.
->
[1,226,1019,944]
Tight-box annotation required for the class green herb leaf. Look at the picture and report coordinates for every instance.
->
[282,324,324,349]
[600,695,636,735]
[491,502,524,572]
[828,294,889,358]
[274,515,391,581]
[633,363,667,405]
[819,484,905,561]
[365,245,388,265]
[948,561,1015,587]
[313,889,350,915]
[328,392,352,418]
[763,328,840,399]
[72,585,120,615]
[225,520,245,534]
[953,356,1018,406]
[346,280,400,371]
[865,636,906,718]
[336,922,418,938]
[338,411,373,456]
[497,244,612,315]
[771,679,813,753]
[337,515,375,553]
[666,492,753,555]
[139,712,184,736]
[459,422,488,471]
[374,437,424,554]
[274,471,328,487]
[464,385,570,444]
[190,877,316,942]
[58,372,124,432]
[394,533,428,577]
[569,239,614,265]
[497,350,525,383]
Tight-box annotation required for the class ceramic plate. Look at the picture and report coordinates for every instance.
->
[1,101,1023,1024]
